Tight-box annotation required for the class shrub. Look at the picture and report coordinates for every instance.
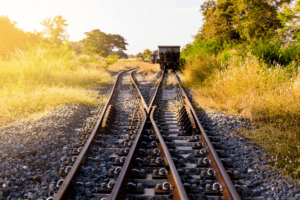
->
[181,53,221,88]
[105,55,119,65]
[181,37,221,60]
[251,39,300,70]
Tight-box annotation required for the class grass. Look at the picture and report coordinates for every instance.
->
[0,46,113,127]
[182,52,300,177]
[109,59,160,76]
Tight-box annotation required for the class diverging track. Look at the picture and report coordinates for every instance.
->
[53,68,240,200]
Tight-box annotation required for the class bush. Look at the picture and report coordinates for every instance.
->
[181,53,221,88]
[181,37,221,59]
[105,55,119,65]
[251,39,300,70]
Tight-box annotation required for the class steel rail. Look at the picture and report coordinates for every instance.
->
[146,71,165,114]
[130,69,165,114]
[54,68,137,200]
[130,69,148,111]
[109,106,147,200]
[172,73,241,200]
[150,107,189,200]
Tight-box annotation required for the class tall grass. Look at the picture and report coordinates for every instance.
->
[182,52,300,177]
[0,46,113,127]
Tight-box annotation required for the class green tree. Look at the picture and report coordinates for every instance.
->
[41,15,69,45]
[197,0,292,45]
[0,16,25,56]
[197,0,239,44]
[68,41,82,54]
[136,52,143,60]
[233,0,282,41]
[81,29,127,57]
[112,50,128,58]
[278,0,300,42]
[142,49,151,60]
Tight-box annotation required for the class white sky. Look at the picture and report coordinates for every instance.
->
[0,0,205,55]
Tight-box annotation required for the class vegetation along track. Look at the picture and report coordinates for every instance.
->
[53,68,240,200]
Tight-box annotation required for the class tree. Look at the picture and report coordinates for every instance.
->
[233,0,282,41]
[112,50,128,59]
[197,0,239,44]
[142,49,152,60]
[0,16,41,59]
[81,29,128,57]
[278,0,300,43]
[196,0,292,45]
[41,15,69,45]
[136,52,143,60]
[68,41,82,54]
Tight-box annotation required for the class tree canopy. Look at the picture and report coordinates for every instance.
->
[81,29,128,57]
[112,50,128,59]
[278,0,300,43]
[136,52,143,59]
[196,0,293,45]
[0,16,41,57]
[142,49,151,60]
[41,15,69,45]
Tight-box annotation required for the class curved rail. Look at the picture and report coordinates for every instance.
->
[54,68,137,200]
[130,69,148,111]
[130,69,165,114]
[150,107,189,200]
[172,73,241,200]
[146,71,165,113]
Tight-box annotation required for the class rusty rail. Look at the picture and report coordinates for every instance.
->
[150,107,189,200]
[109,106,147,200]
[54,68,137,200]
[130,69,165,114]
[130,69,148,111]
[172,73,241,200]
[146,71,165,114]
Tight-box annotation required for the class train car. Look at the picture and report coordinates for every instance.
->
[156,46,180,71]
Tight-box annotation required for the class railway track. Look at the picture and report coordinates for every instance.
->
[53,68,241,200]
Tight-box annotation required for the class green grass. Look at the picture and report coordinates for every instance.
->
[0,46,113,127]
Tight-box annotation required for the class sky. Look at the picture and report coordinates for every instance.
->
[0,0,205,55]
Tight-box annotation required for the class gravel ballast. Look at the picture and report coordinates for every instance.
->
[0,82,114,199]
[195,108,300,200]
[1,69,299,200]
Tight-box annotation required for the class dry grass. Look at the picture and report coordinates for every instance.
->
[191,55,300,121]
[182,53,300,177]
[0,47,113,127]
[109,60,160,76]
